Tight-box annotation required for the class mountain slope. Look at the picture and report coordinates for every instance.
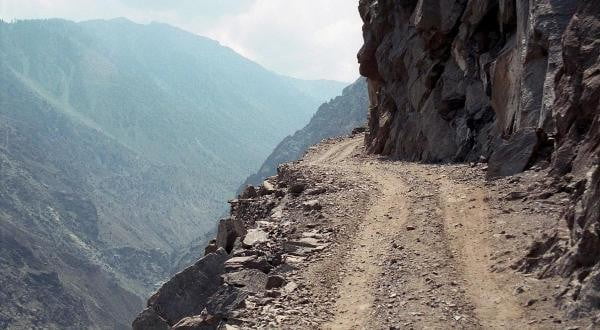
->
[244,78,368,186]
[0,65,146,329]
[0,18,344,328]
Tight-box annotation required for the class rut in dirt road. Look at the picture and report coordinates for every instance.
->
[324,163,409,329]
[308,137,544,329]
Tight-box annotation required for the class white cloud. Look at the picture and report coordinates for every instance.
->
[202,0,362,82]
[0,0,363,82]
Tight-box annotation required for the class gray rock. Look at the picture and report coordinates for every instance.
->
[265,275,286,290]
[133,249,228,328]
[260,180,276,195]
[222,269,268,293]
[216,217,247,253]
[487,128,541,178]
[242,228,269,247]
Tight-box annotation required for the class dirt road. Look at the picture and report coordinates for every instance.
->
[240,135,584,329]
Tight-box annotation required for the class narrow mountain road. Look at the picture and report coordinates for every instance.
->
[239,135,584,329]
[299,136,575,329]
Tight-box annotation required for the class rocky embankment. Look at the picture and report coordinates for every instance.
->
[358,0,600,317]
[132,134,370,329]
[133,135,597,329]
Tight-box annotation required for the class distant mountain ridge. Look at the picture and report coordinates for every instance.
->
[0,18,344,328]
[243,78,368,187]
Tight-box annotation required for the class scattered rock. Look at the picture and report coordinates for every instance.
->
[242,229,269,247]
[302,200,322,211]
[283,282,298,294]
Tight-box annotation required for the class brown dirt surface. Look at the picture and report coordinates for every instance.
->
[235,135,593,329]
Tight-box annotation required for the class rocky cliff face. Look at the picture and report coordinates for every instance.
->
[358,0,600,316]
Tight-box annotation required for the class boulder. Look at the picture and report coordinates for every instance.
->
[222,269,268,293]
[259,180,276,195]
[134,249,228,327]
[216,217,246,253]
[487,128,540,178]
[242,228,268,247]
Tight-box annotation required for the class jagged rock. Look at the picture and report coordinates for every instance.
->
[357,0,573,163]
[487,128,541,178]
[132,249,228,329]
[216,218,246,253]
[242,228,269,247]
[222,269,268,293]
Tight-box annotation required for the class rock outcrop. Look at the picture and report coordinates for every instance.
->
[358,0,600,316]
[133,163,336,328]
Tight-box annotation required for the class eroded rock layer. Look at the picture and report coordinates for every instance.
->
[358,0,600,316]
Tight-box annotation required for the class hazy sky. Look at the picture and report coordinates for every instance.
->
[0,0,364,82]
